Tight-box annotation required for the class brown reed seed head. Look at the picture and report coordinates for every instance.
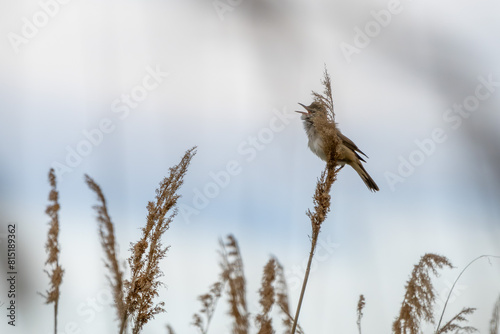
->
[311,67,341,168]
[219,235,249,334]
[192,279,225,334]
[436,307,477,334]
[121,147,196,334]
[256,258,277,334]
[393,254,453,334]
[42,168,64,305]
[312,67,335,121]
[85,174,126,323]
[357,294,366,334]
[306,164,339,239]
[45,169,61,265]
[274,259,296,333]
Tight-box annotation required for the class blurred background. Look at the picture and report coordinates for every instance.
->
[1,0,499,333]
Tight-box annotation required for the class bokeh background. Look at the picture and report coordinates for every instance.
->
[1,0,500,333]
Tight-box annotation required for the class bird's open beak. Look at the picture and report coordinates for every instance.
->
[295,103,309,115]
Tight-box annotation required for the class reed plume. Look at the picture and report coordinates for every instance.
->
[220,235,249,334]
[85,175,125,326]
[193,273,226,334]
[436,308,477,334]
[274,259,303,334]
[357,295,366,334]
[291,67,341,334]
[193,235,249,334]
[120,147,196,334]
[256,258,277,334]
[41,168,64,334]
[393,253,453,334]
[312,66,335,122]
[193,240,303,334]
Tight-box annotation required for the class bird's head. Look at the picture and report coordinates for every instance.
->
[295,102,326,120]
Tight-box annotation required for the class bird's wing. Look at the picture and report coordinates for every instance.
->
[338,132,368,159]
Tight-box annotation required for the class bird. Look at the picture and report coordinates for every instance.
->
[296,101,379,192]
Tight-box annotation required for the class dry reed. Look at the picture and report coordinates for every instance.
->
[436,308,477,334]
[256,258,277,334]
[120,147,196,334]
[36,132,499,334]
[357,295,366,334]
[192,272,226,334]
[189,237,494,334]
[393,254,453,334]
[85,175,126,326]
[193,235,244,334]
[275,259,303,334]
[41,168,64,334]
[220,235,250,334]
[193,239,304,334]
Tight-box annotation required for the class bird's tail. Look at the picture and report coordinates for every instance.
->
[352,162,379,192]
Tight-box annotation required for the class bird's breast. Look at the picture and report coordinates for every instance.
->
[308,136,327,161]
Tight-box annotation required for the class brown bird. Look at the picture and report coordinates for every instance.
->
[296,102,379,192]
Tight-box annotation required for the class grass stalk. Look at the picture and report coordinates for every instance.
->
[291,162,337,334]
[290,237,317,334]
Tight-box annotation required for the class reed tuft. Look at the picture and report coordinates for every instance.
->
[41,168,64,334]
[310,67,341,169]
[312,66,335,122]
[436,307,477,334]
[256,258,277,334]
[193,241,304,334]
[393,253,453,334]
[85,175,126,326]
[192,274,226,334]
[274,259,303,334]
[220,235,249,334]
[120,147,196,334]
[357,294,366,334]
